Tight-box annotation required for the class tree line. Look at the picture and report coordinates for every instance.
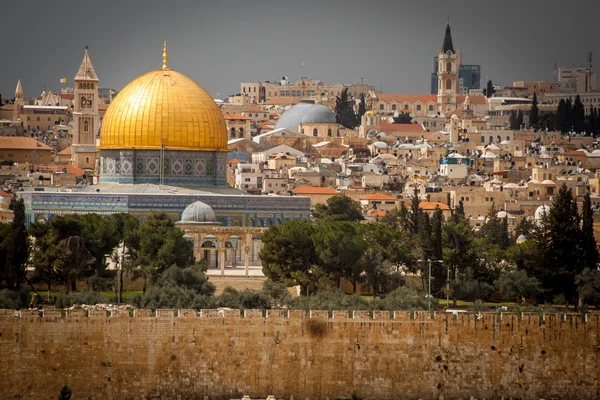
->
[260,189,600,309]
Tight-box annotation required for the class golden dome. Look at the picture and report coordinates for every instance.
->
[99,68,227,151]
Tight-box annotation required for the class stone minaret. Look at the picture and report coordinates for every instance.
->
[13,79,24,122]
[72,46,100,171]
[437,23,461,115]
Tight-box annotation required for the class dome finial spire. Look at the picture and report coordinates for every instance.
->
[162,40,168,69]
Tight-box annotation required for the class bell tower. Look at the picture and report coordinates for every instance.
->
[72,46,100,172]
[437,23,461,115]
[13,79,24,123]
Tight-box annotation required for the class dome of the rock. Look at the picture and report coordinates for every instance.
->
[100,69,227,151]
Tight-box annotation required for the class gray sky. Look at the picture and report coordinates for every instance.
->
[2,0,599,99]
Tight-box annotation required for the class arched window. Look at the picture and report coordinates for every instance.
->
[313,128,318,137]
[327,128,332,137]
[404,104,409,110]
[416,105,421,111]
[239,127,244,138]
[481,136,485,143]
[428,105,433,111]
[80,96,86,108]
[447,62,452,72]
[379,104,384,110]
[392,104,397,111]
[230,127,236,138]
[446,80,452,90]
[85,157,90,164]
[83,120,89,132]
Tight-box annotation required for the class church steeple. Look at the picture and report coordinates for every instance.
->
[442,23,454,54]
[75,46,98,81]
[13,79,24,122]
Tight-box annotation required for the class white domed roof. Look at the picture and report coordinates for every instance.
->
[275,100,336,131]
[180,201,217,224]
[535,204,550,220]
[372,141,388,148]
[516,234,527,243]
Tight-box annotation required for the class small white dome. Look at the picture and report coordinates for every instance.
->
[180,201,217,224]
[372,141,388,148]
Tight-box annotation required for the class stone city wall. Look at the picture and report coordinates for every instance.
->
[0,309,599,400]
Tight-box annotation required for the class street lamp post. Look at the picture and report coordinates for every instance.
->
[418,259,443,310]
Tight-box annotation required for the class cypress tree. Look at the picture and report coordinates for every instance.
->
[581,192,598,270]
[334,88,359,129]
[556,99,567,133]
[509,111,519,130]
[530,92,539,127]
[456,200,465,217]
[565,98,573,132]
[517,110,524,129]
[410,188,421,234]
[545,184,584,305]
[358,93,367,117]
[573,95,585,133]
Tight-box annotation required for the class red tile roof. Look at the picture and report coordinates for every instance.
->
[59,93,74,100]
[377,94,437,103]
[0,137,53,150]
[224,113,252,120]
[293,186,339,195]
[360,193,398,201]
[228,158,240,164]
[419,201,451,211]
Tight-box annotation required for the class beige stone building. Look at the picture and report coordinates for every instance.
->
[224,114,252,140]
[0,137,53,164]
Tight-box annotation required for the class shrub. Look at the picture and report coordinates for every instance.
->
[0,289,31,309]
[134,286,215,310]
[217,287,270,309]
[288,290,370,311]
[373,287,431,310]
[55,291,106,308]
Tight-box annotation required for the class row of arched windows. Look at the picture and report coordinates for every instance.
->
[78,82,95,90]
[230,127,244,138]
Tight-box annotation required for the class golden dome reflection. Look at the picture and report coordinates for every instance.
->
[99,66,227,152]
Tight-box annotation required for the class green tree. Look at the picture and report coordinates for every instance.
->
[514,217,535,240]
[530,92,539,127]
[485,80,495,98]
[495,269,541,303]
[555,99,567,133]
[581,192,597,270]
[137,213,195,292]
[30,216,95,292]
[313,221,367,292]
[259,221,319,292]
[358,92,367,118]
[575,268,600,306]
[312,195,364,222]
[380,202,411,232]
[0,198,29,290]
[517,110,524,129]
[409,188,421,234]
[545,184,584,305]
[573,95,585,133]
[442,213,476,298]
[478,205,509,250]
[334,88,359,129]
[455,200,465,217]
[450,268,494,301]
[509,111,519,130]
